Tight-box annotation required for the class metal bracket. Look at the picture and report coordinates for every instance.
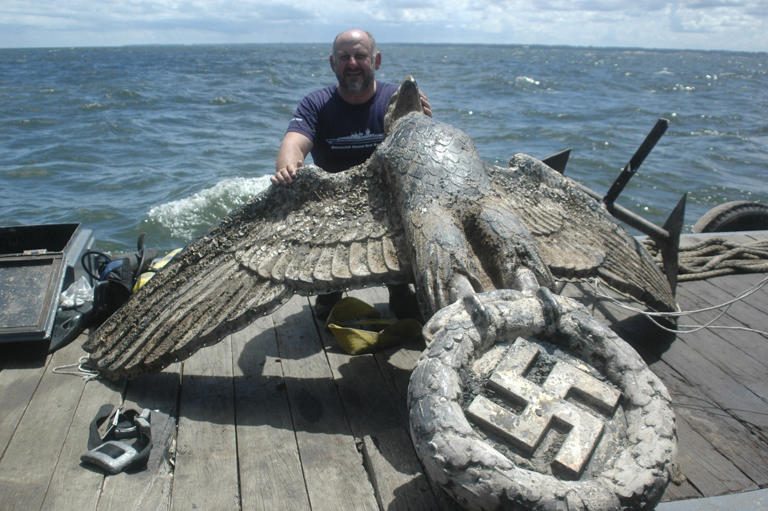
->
[566,118,685,294]
[542,149,572,174]
[602,118,684,295]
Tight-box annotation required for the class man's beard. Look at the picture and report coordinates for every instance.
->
[337,70,374,94]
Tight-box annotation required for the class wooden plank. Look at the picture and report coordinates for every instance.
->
[674,284,768,400]
[349,287,484,511]
[651,359,768,488]
[353,287,421,416]
[682,274,768,334]
[231,314,311,511]
[671,317,768,401]
[41,346,123,511]
[171,336,240,511]
[0,340,91,510]
[658,328,768,430]
[672,414,757,497]
[273,295,378,511]
[97,364,181,511]
[678,231,767,249]
[319,288,440,510]
[716,274,768,315]
[661,475,702,502]
[0,346,50,458]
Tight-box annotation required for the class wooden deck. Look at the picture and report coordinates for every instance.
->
[1,232,767,510]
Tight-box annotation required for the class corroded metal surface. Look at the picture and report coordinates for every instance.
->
[85,79,675,380]
[409,282,676,510]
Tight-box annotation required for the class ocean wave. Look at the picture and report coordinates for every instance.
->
[146,176,271,240]
[211,96,236,105]
[515,75,541,86]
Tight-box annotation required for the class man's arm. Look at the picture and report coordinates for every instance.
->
[272,131,313,185]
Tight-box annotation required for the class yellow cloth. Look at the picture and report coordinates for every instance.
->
[326,297,422,355]
[132,248,182,293]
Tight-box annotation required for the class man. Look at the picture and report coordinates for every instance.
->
[272,28,431,319]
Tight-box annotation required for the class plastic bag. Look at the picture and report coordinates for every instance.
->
[60,275,94,309]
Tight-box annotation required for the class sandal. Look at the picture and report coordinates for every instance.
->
[81,406,152,475]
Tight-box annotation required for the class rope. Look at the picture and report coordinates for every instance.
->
[52,355,100,381]
[643,237,768,281]
[587,275,768,338]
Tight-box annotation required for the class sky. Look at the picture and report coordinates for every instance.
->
[1,0,766,52]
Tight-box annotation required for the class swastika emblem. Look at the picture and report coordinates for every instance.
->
[409,290,676,509]
[467,338,621,478]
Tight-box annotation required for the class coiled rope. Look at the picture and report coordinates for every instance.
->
[643,237,768,281]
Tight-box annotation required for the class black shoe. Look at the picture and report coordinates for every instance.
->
[387,284,421,321]
[314,291,343,321]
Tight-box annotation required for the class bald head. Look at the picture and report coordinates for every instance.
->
[332,29,377,56]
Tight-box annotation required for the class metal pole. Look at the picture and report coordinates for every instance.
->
[603,118,669,207]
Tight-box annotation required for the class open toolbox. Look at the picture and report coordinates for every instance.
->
[0,223,93,344]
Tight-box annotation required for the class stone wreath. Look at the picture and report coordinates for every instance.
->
[408,286,676,510]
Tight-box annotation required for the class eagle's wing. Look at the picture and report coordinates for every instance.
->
[84,164,411,380]
[488,153,675,312]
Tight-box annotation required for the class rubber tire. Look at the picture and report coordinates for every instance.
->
[692,200,768,233]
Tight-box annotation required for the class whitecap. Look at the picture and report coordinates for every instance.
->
[147,175,272,240]
[211,96,236,105]
[515,76,541,86]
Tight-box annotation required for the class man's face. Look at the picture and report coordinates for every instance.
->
[331,37,380,95]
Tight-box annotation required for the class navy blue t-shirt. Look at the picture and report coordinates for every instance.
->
[286,81,398,172]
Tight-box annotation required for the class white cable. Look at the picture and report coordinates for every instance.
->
[587,276,768,338]
[52,355,100,381]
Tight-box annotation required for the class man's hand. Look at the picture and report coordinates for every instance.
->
[420,91,433,117]
[272,161,303,185]
[273,131,313,185]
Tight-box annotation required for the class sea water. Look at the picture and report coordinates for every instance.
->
[1,44,766,251]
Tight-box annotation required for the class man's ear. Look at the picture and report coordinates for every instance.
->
[329,54,337,72]
[374,52,381,70]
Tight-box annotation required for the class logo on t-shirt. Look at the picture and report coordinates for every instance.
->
[327,129,385,151]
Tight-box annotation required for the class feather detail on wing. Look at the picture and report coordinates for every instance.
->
[488,153,676,312]
[84,164,411,380]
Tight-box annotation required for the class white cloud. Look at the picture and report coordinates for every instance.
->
[0,0,765,51]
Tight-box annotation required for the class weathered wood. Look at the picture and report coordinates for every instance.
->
[0,347,50,457]
[678,232,762,248]
[0,340,91,510]
[319,288,440,510]
[659,328,768,430]
[710,273,768,315]
[172,336,240,511]
[97,365,181,511]
[42,362,123,511]
[651,359,768,488]
[231,314,310,511]
[562,268,768,430]
[274,295,378,511]
[673,413,757,496]
[675,289,768,399]
[352,287,466,511]
[679,278,768,367]
[661,476,703,502]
